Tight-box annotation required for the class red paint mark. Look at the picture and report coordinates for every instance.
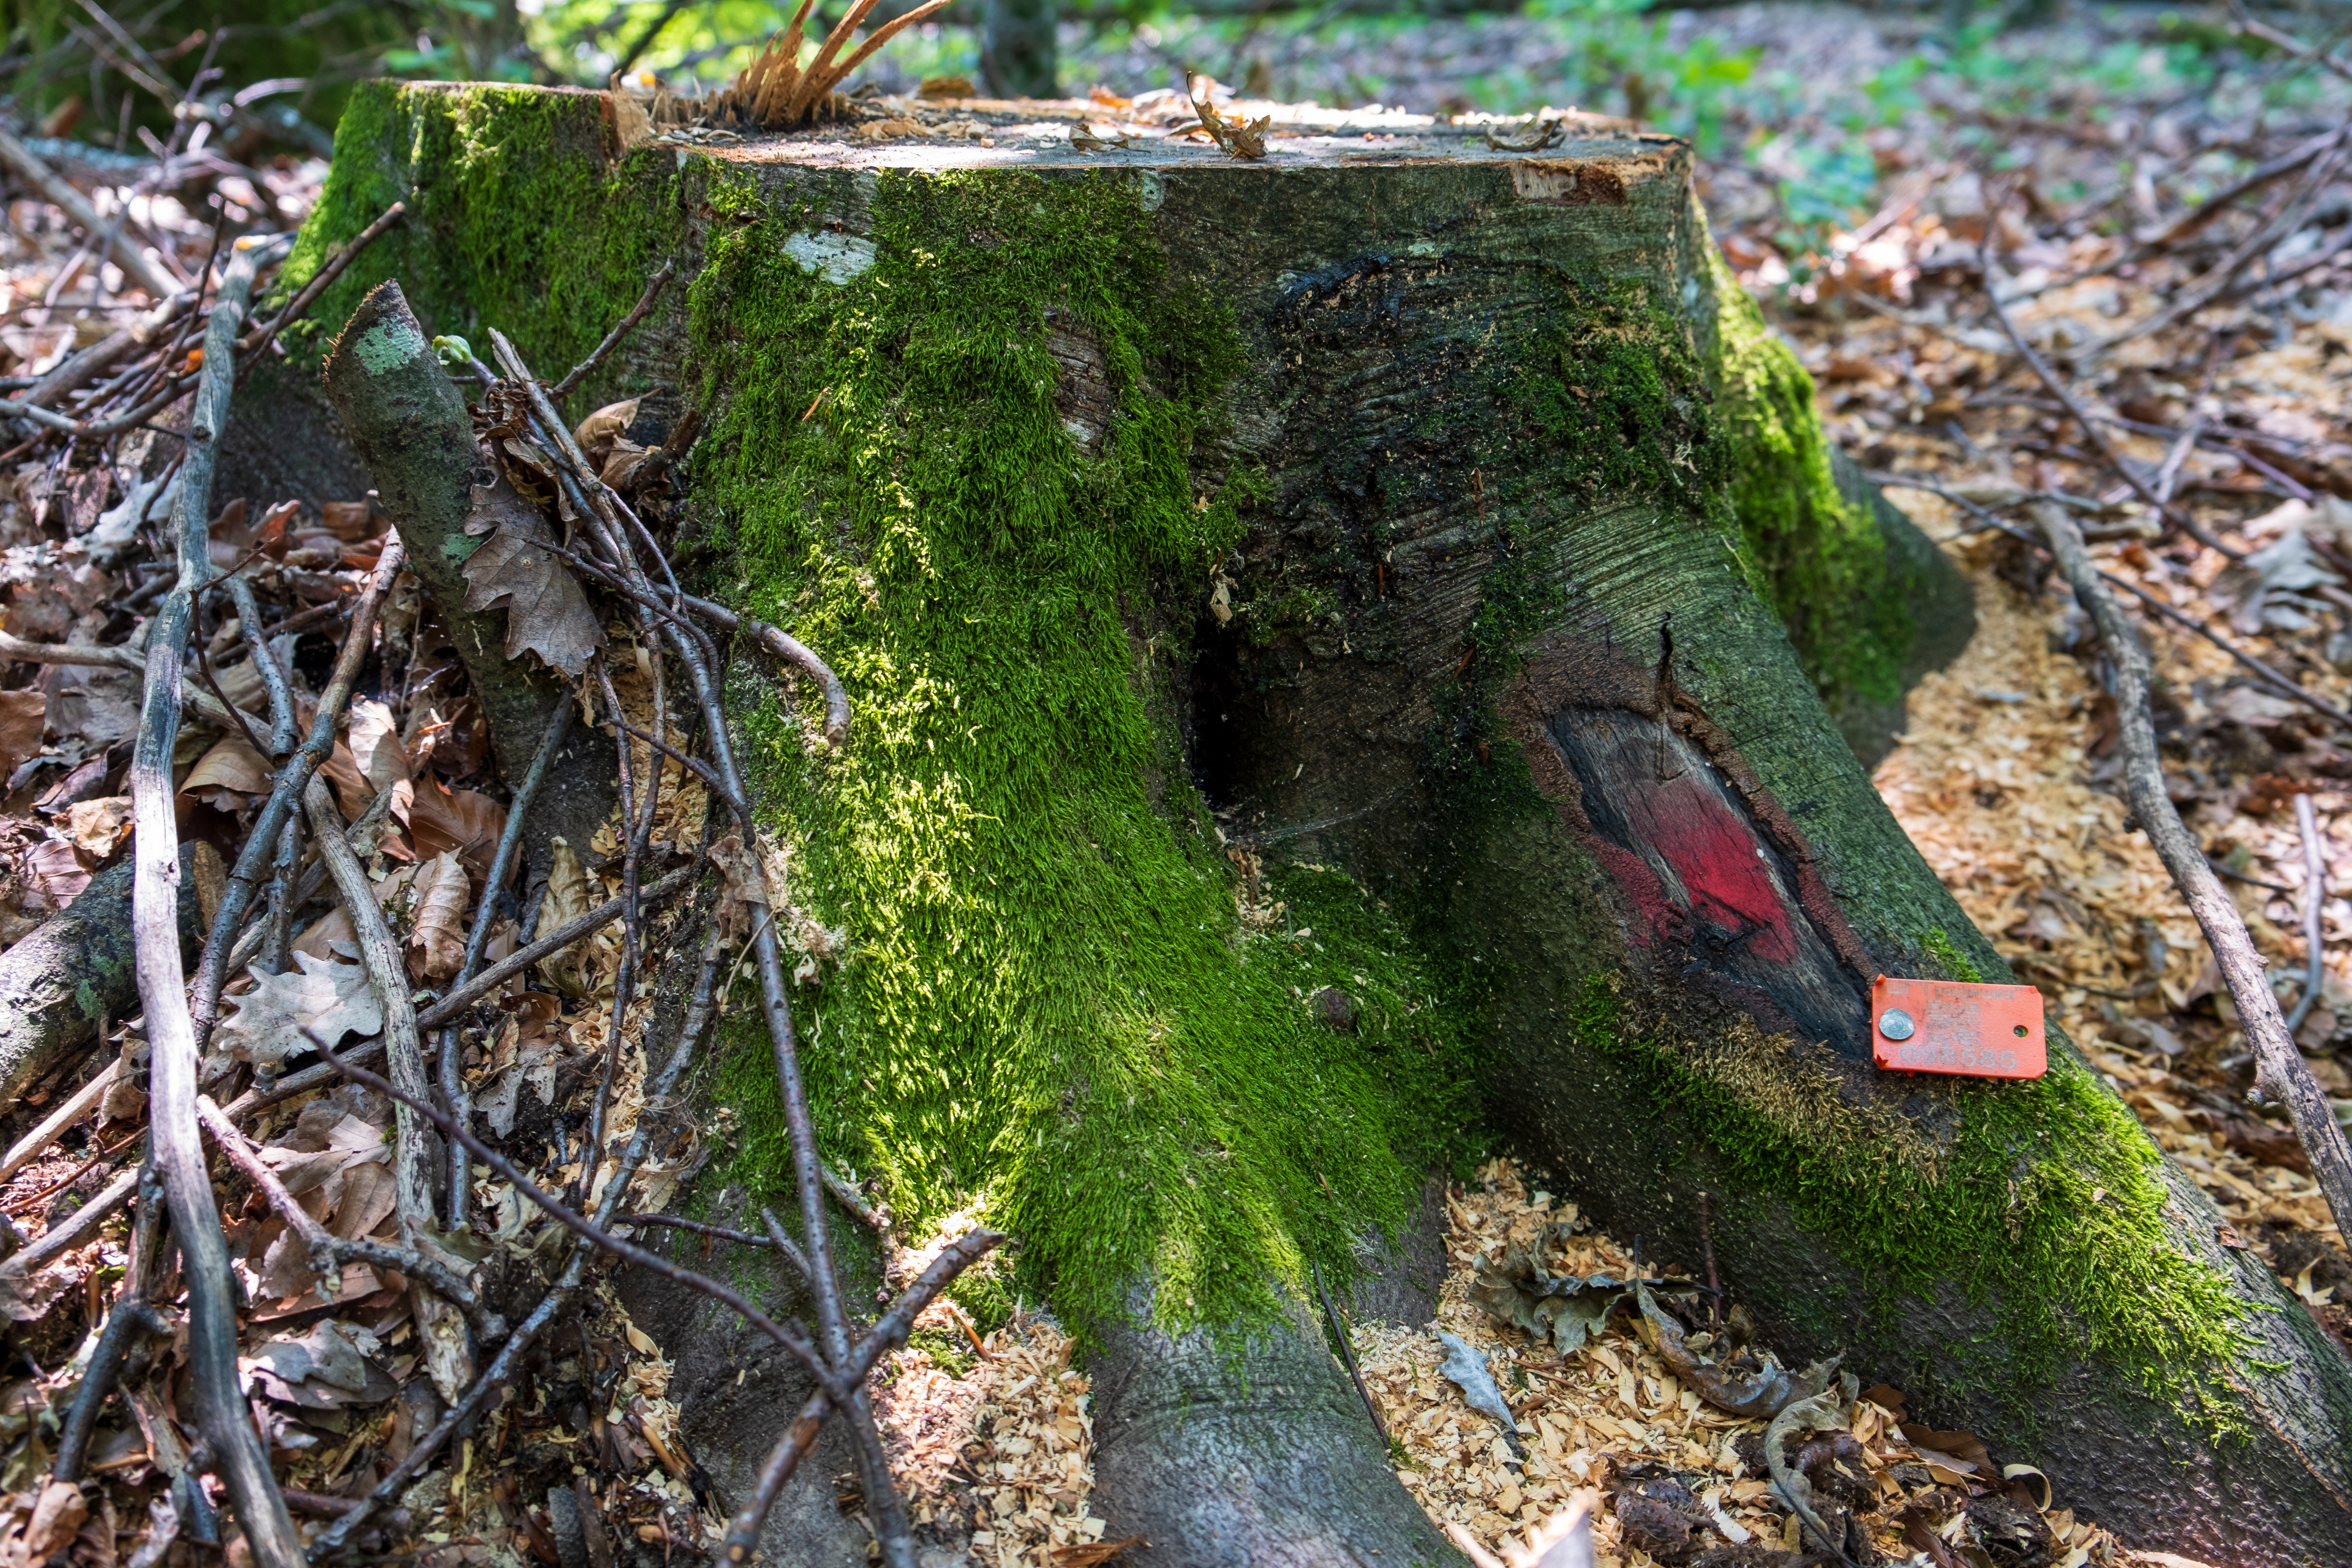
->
[1606,769,1798,963]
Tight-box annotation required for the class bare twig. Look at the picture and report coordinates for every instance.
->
[235,200,406,361]
[713,1227,1007,1568]
[194,1096,506,1342]
[0,1058,119,1187]
[302,768,478,1399]
[2035,500,2352,1245]
[1313,1260,1390,1444]
[189,537,409,1041]
[224,572,296,754]
[126,233,303,1568]
[309,926,733,1554]
[442,700,573,1222]
[2289,793,2331,1036]
[1868,472,2350,725]
[2230,1,2352,87]
[0,124,183,299]
[52,1163,165,1483]
[551,259,675,400]
[488,327,907,1567]
[309,1039,839,1386]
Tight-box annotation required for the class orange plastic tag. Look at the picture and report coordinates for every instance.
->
[1871,975,2046,1080]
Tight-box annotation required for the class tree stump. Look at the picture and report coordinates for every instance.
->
[281,83,2352,1565]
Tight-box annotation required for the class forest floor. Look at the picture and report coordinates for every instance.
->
[3,5,2351,1568]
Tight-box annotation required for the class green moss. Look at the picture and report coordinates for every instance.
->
[277,82,679,416]
[1921,928,1984,983]
[1698,232,1913,714]
[1570,973,2253,1433]
[689,168,1479,1340]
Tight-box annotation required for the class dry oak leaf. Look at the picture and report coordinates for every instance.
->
[461,505,605,677]
[0,689,45,779]
[216,951,385,1072]
[462,447,544,540]
[404,775,507,885]
[409,850,470,982]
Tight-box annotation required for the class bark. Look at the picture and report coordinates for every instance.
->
[0,850,202,1108]
[317,281,616,884]
[291,84,2352,1568]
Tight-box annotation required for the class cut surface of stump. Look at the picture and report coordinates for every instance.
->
[278,82,2350,1567]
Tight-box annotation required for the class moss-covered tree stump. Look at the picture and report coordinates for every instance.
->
[281,83,2352,1566]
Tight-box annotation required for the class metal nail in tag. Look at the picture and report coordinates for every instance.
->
[1871,974,2046,1080]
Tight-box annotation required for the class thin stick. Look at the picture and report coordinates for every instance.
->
[712,1229,1007,1568]
[52,1160,165,1483]
[0,124,183,299]
[551,260,675,400]
[309,1039,838,1386]
[1867,476,2352,727]
[2035,501,2352,1246]
[1312,1260,1390,1444]
[1696,1190,1722,1332]
[194,1097,504,1341]
[442,701,573,1222]
[308,927,733,1554]
[224,572,295,753]
[235,200,406,361]
[125,234,304,1568]
[492,330,901,1568]
[2289,793,2331,1035]
[189,538,408,1041]
[0,1059,118,1187]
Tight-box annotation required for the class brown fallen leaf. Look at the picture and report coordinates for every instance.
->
[20,838,90,910]
[461,507,605,677]
[61,795,132,858]
[463,444,546,539]
[573,398,640,459]
[216,951,385,1073]
[409,850,470,982]
[317,500,376,541]
[1050,1539,1145,1567]
[182,734,273,810]
[0,689,45,779]
[1188,87,1269,159]
[20,1481,87,1560]
[405,774,507,884]
[323,697,409,819]
[534,837,617,998]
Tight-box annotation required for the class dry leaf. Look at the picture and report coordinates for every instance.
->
[323,697,408,819]
[216,951,385,1072]
[0,689,45,778]
[21,1481,88,1560]
[1190,89,1269,159]
[409,851,470,982]
[317,501,375,541]
[20,838,90,910]
[463,448,545,540]
[61,795,132,858]
[573,398,640,458]
[534,837,616,998]
[461,507,605,676]
[181,734,273,810]
[405,775,507,884]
